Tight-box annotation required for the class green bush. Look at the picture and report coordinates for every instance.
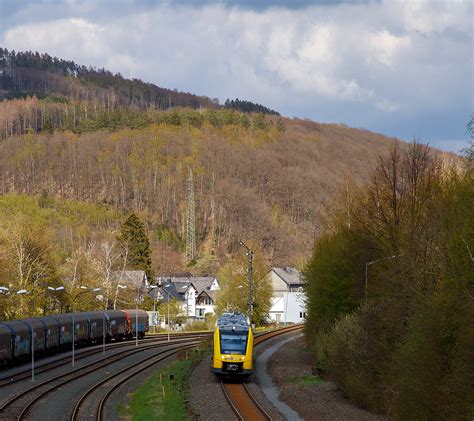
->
[182,321,208,331]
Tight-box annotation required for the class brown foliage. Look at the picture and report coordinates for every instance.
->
[0,121,406,267]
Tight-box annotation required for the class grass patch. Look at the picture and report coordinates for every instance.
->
[287,375,325,386]
[119,348,206,421]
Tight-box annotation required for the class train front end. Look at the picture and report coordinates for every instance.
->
[212,313,253,377]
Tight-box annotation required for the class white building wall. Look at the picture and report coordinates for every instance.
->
[186,288,196,317]
[268,292,306,323]
[210,279,220,290]
[196,304,215,319]
[269,271,288,297]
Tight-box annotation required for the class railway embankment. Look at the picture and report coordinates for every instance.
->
[268,335,386,420]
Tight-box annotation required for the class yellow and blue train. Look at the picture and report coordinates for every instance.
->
[211,312,253,377]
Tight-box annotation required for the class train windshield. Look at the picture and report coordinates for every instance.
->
[220,331,248,355]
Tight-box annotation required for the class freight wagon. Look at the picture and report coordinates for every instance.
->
[0,309,149,367]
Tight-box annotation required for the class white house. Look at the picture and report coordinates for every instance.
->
[196,290,218,319]
[152,274,220,321]
[268,267,306,324]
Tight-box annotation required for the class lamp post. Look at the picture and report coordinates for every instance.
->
[49,285,100,366]
[365,255,400,304]
[16,289,39,382]
[135,286,140,347]
[82,286,103,353]
[153,284,172,342]
[149,285,160,334]
[239,241,254,326]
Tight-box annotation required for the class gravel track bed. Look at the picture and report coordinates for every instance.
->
[100,351,185,421]
[84,348,191,421]
[268,335,387,421]
[189,351,238,420]
[0,337,191,402]
[18,342,193,421]
[189,330,301,420]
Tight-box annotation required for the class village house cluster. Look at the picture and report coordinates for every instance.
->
[110,267,307,327]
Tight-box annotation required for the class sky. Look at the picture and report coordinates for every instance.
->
[0,0,472,152]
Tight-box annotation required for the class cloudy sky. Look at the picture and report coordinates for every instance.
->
[1,0,472,152]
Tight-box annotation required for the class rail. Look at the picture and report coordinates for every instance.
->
[221,324,303,421]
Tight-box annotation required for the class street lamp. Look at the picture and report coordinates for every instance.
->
[115,285,140,347]
[365,255,400,304]
[149,285,160,334]
[239,241,254,326]
[135,286,140,347]
[49,285,101,366]
[152,284,172,342]
[16,289,36,381]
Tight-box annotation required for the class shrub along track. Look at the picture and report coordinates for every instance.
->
[0,335,204,421]
[220,324,303,421]
[0,331,211,387]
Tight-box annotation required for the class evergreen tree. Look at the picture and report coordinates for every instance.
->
[118,213,153,279]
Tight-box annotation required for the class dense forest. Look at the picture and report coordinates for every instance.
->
[0,113,403,270]
[304,139,473,419]
[0,48,280,140]
[224,98,279,115]
[0,47,219,108]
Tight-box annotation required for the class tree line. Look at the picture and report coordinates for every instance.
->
[304,140,473,419]
[224,98,280,115]
[0,48,281,131]
[0,47,219,110]
[0,95,281,140]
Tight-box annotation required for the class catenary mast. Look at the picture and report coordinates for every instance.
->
[186,169,196,262]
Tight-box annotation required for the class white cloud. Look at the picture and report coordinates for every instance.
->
[1,0,472,151]
[369,30,410,67]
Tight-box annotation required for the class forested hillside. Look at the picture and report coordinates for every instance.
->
[0,112,400,273]
[0,48,279,139]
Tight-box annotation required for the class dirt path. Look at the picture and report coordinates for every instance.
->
[268,335,387,421]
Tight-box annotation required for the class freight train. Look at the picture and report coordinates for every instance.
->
[0,309,149,367]
[211,312,253,377]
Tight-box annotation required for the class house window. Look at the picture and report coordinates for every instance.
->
[299,312,306,319]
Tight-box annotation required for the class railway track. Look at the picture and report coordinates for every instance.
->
[0,331,211,387]
[0,336,203,420]
[221,324,303,421]
[71,344,197,421]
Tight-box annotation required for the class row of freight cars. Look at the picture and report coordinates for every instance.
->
[0,309,149,366]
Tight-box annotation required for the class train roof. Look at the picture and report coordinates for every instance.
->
[217,313,250,331]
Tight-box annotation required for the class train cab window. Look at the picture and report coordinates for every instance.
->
[220,331,248,355]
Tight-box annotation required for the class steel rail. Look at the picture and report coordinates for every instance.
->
[0,336,201,419]
[0,331,211,387]
[93,344,198,421]
[221,324,304,421]
[220,379,245,421]
[16,340,200,421]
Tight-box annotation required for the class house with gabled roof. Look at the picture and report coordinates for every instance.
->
[151,273,220,320]
[110,270,149,289]
[268,267,306,324]
[270,267,305,295]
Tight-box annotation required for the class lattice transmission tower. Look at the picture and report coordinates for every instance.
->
[186,169,197,262]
